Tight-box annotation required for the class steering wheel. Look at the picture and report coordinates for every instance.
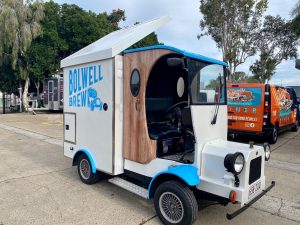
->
[164,101,188,115]
[164,101,188,127]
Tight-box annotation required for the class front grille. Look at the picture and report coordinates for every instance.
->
[249,156,262,185]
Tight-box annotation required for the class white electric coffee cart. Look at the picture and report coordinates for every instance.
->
[61,16,275,225]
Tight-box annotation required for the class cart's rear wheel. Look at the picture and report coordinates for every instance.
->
[154,181,198,225]
[77,154,100,185]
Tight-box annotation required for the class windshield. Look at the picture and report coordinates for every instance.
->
[188,59,226,105]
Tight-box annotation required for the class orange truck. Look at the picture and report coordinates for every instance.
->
[227,84,299,143]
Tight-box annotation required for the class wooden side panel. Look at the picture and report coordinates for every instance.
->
[123,49,173,164]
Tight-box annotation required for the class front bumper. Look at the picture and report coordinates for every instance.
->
[226,181,275,220]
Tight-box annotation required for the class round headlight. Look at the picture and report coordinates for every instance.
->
[224,152,245,175]
[263,143,271,161]
[234,154,245,173]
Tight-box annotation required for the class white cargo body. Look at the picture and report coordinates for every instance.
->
[62,17,171,175]
[61,16,274,225]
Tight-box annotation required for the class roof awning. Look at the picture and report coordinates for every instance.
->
[61,16,171,68]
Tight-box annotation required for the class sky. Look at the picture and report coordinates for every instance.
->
[54,0,300,85]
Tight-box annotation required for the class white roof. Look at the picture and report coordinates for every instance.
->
[61,16,171,68]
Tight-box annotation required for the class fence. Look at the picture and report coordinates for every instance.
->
[0,93,18,114]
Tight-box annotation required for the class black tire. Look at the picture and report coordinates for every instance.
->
[154,181,198,225]
[77,154,100,185]
[291,119,299,132]
[268,125,278,144]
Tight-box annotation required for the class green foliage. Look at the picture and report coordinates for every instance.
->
[59,4,122,57]
[246,76,260,83]
[25,2,126,88]
[232,72,248,83]
[199,0,268,81]
[0,0,44,70]
[26,1,68,83]
[250,16,298,83]
[126,22,161,50]
[0,0,44,94]
[1,1,161,94]
[291,1,300,36]
[231,71,259,83]
[107,8,126,27]
[130,32,161,49]
[0,63,17,92]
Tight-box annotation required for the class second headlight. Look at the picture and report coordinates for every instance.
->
[263,143,271,161]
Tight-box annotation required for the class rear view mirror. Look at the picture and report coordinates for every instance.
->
[167,58,185,68]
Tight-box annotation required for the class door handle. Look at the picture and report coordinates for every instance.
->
[135,98,140,111]
[65,124,69,130]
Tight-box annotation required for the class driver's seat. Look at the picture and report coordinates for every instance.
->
[148,124,181,140]
[146,97,180,140]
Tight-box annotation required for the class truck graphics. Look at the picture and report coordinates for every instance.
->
[228,84,298,143]
[227,87,261,106]
[228,86,264,132]
[273,87,291,117]
[227,88,255,105]
[68,65,105,111]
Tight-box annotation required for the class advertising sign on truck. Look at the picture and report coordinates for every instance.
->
[228,84,299,143]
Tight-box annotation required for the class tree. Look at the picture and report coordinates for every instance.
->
[26,2,126,102]
[199,0,268,82]
[291,1,300,36]
[250,15,298,83]
[231,71,260,83]
[25,1,67,101]
[130,33,161,49]
[59,5,125,57]
[0,63,18,113]
[232,71,248,83]
[0,0,44,110]
[26,3,160,100]
[129,22,161,49]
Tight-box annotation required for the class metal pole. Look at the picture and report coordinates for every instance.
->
[3,92,6,114]
[18,87,22,113]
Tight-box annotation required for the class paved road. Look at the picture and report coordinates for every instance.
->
[0,113,299,225]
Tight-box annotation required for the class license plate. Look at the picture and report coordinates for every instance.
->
[248,180,261,199]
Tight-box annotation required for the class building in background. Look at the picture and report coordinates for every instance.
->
[43,72,63,111]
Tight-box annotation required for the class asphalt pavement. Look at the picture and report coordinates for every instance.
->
[0,113,299,225]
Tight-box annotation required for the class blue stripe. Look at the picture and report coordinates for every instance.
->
[75,149,97,173]
[123,45,228,67]
[147,165,201,199]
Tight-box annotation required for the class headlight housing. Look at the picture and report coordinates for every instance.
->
[224,152,245,175]
[263,143,271,161]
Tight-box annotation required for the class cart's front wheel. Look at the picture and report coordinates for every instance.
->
[77,154,100,185]
[154,181,198,225]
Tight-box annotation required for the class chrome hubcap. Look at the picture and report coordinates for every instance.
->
[80,159,91,180]
[159,192,184,223]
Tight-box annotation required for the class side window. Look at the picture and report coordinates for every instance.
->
[130,69,140,97]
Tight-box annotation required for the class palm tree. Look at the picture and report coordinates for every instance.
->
[0,0,44,110]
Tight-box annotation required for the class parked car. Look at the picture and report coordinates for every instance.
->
[227,84,299,144]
